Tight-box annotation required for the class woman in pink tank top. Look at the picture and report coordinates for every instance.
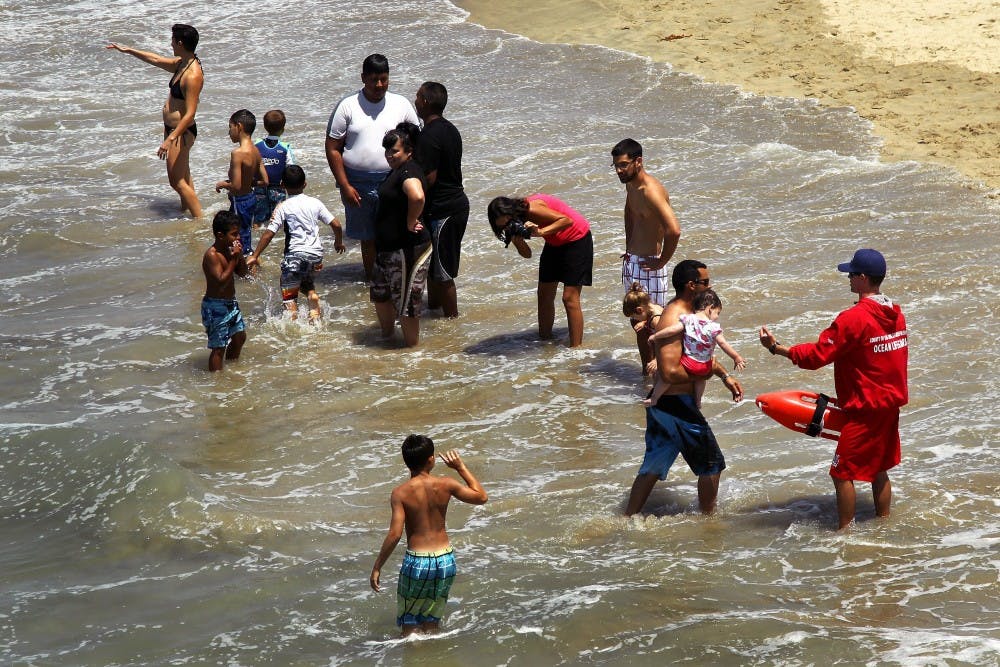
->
[488,195,594,347]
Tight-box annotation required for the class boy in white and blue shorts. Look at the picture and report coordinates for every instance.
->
[246,165,344,323]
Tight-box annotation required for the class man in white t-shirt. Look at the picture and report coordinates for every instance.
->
[325,53,419,281]
[246,165,345,323]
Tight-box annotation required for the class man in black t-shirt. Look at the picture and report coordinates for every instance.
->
[414,82,470,318]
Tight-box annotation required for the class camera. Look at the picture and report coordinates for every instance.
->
[502,219,532,247]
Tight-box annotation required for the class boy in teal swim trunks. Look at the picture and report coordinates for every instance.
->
[201,211,248,371]
[370,434,488,636]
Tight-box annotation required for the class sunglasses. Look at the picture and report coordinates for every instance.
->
[689,278,711,286]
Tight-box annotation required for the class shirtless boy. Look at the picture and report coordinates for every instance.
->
[201,211,248,372]
[370,435,488,636]
[611,138,681,372]
[216,109,268,254]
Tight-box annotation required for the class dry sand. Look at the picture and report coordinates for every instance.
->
[455,0,999,193]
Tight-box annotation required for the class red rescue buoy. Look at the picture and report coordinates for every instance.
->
[755,390,847,441]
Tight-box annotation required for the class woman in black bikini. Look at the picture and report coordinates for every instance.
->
[107,24,204,217]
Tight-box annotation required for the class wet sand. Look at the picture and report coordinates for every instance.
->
[456,0,999,192]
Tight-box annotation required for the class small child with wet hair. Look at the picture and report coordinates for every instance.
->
[623,281,665,374]
[646,288,746,408]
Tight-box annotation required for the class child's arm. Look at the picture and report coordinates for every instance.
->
[715,333,747,371]
[256,151,268,187]
[203,242,243,286]
[246,230,275,270]
[370,492,405,592]
[440,451,488,505]
[215,152,238,193]
[329,219,345,254]
[648,321,684,345]
[234,249,248,278]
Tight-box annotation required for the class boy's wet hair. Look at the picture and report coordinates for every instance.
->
[262,109,286,135]
[693,289,722,312]
[402,434,434,470]
[382,121,420,153]
[281,164,305,189]
[212,210,240,235]
[171,24,199,52]
[419,81,448,115]
[229,109,256,135]
[611,138,642,160]
[622,281,652,317]
[671,259,708,293]
[486,196,529,240]
[362,53,390,75]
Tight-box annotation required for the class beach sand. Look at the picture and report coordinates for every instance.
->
[456,0,999,193]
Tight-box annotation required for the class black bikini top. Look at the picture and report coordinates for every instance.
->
[168,56,200,100]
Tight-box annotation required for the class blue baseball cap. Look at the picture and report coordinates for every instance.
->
[837,248,886,276]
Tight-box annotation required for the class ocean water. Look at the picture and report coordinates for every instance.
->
[1,0,998,665]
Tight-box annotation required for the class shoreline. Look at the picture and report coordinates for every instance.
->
[454,0,999,194]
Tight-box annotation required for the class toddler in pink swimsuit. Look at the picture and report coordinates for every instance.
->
[646,289,746,407]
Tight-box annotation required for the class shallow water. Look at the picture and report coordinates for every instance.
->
[1,0,998,665]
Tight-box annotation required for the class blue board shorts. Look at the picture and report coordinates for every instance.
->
[639,394,726,479]
[201,297,245,349]
[343,167,387,241]
[397,547,456,627]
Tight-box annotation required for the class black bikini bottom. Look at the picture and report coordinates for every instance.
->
[163,122,197,140]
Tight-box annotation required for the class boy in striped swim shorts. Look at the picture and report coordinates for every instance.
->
[370,435,488,636]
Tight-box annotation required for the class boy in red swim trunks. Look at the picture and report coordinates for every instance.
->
[759,248,908,529]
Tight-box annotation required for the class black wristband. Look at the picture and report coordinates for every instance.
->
[769,342,778,354]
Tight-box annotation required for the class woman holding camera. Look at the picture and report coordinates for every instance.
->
[487,195,593,347]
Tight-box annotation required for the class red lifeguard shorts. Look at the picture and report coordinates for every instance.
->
[830,409,901,482]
